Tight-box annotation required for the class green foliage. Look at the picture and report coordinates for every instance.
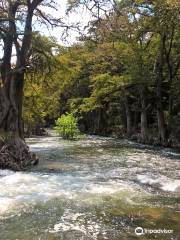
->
[23,35,61,132]
[54,113,81,140]
[23,1,180,144]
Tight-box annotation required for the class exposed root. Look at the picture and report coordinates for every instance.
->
[0,138,39,171]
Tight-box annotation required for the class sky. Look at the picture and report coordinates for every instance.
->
[36,0,92,45]
[0,0,92,61]
[0,0,112,61]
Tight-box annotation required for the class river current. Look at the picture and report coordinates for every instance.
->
[0,134,179,239]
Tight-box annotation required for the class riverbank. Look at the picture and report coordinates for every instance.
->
[26,127,180,149]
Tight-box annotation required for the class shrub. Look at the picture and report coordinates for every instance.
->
[54,113,80,140]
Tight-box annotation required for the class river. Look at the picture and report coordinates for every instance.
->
[0,134,180,239]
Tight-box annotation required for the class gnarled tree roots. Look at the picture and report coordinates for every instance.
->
[0,137,38,171]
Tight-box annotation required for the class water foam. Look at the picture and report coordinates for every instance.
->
[137,174,159,185]
[0,169,132,217]
[137,174,180,193]
[49,210,106,239]
[161,180,180,192]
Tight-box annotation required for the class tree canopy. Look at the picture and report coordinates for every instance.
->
[24,0,180,146]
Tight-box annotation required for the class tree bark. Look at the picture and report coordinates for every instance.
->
[0,1,41,170]
[123,95,132,138]
[155,34,167,146]
[0,70,34,170]
[140,86,148,143]
[164,27,180,136]
[132,111,138,134]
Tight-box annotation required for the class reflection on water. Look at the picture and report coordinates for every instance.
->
[0,134,179,239]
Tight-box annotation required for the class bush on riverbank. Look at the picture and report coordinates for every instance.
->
[54,113,81,140]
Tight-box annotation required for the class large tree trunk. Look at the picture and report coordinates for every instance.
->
[155,34,167,146]
[0,71,34,170]
[140,86,148,144]
[0,1,40,170]
[132,111,138,134]
[156,80,167,146]
[123,95,132,138]
[0,73,23,135]
[164,26,180,144]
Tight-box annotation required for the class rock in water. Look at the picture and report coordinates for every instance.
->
[0,138,38,171]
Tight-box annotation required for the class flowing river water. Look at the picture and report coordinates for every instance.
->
[0,134,180,240]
